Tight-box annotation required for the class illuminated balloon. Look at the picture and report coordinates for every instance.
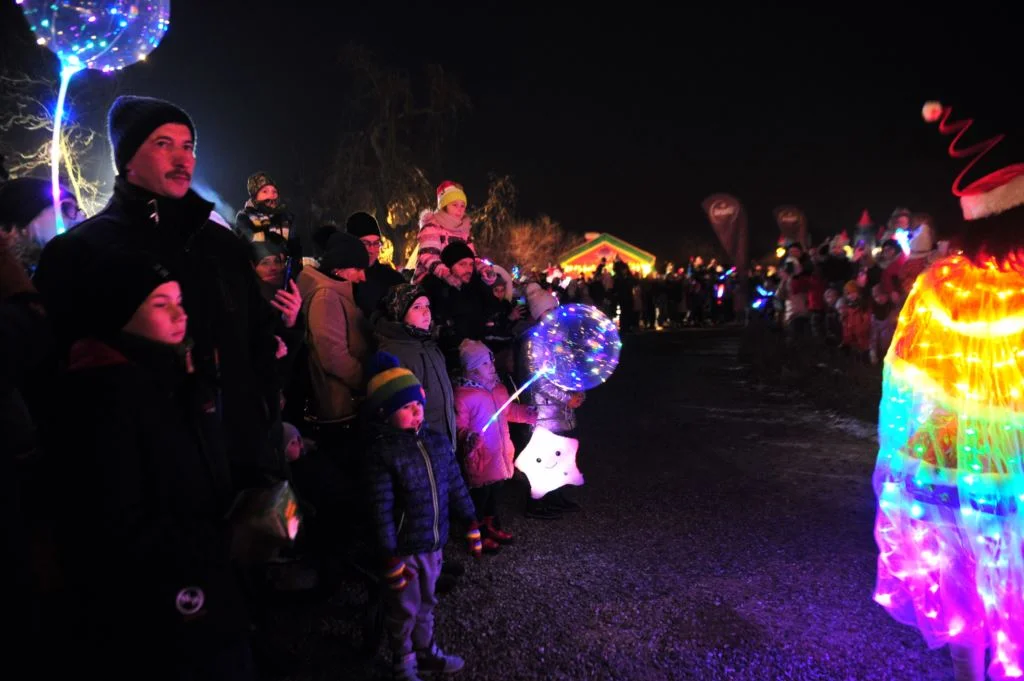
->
[528,303,622,392]
[18,1,171,73]
[514,427,583,500]
[16,1,171,234]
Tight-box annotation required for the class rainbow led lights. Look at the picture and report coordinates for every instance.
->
[874,254,1024,679]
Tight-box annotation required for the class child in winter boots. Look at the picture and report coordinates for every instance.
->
[454,339,537,552]
[363,352,482,681]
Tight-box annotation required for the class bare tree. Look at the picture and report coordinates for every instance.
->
[470,172,517,258]
[0,73,107,215]
[503,215,578,272]
[321,45,471,265]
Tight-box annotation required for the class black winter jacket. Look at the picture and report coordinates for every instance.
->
[365,422,476,558]
[52,334,248,664]
[34,178,283,480]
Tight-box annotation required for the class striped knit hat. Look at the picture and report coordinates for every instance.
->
[366,352,426,419]
[436,180,467,211]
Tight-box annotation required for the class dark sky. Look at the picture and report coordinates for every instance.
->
[2,1,1023,261]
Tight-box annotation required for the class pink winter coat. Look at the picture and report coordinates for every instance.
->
[454,380,535,488]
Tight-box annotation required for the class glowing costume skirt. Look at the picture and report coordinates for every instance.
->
[874,255,1024,679]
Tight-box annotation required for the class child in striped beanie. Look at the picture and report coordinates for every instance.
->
[413,180,476,285]
[363,352,481,681]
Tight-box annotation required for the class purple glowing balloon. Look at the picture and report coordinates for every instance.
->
[18,1,171,73]
[528,303,622,392]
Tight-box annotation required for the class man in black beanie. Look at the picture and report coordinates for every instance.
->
[34,95,285,486]
[346,211,405,317]
[420,241,501,366]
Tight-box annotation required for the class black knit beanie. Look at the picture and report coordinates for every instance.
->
[108,95,196,174]
[346,211,381,239]
[319,231,368,273]
[0,177,72,229]
[86,250,176,337]
[441,241,475,269]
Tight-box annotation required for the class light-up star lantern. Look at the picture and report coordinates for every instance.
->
[515,427,583,499]
[873,254,1024,676]
[16,1,171,233]
[530,303,622,392]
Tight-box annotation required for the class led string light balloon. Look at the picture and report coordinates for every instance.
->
[481,304,622,432]
[16,1,171,233]
[527,303,622,392]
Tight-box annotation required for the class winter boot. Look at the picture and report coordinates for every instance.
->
[394,652,425,681]
[435,573,458,595]
[415,642,465,675]
[548,488,581,512]
[525,500,562,520]
[483,516,515,544]
[440,560,465,577]
[481,536,502,554]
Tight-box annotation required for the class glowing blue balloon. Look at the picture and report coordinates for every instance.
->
[18,1,171,73]
[529,303,622,392]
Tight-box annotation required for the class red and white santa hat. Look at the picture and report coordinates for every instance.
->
[436,180,467,211]
[922,101,1024,221]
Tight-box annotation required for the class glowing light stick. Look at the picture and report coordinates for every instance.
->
[17,1,171,233]
[895,228,911,256]
[481,365,551,433]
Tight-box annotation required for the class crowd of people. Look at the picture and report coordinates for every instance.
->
[0,95,605,681]
[756,207,946,363]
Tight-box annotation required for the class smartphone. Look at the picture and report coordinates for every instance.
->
[281,257,293,289]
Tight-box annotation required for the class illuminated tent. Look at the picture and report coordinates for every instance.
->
[558,233,656,276]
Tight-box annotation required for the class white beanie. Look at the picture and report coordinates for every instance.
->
[526,282,558,320]
[459,339,493,372]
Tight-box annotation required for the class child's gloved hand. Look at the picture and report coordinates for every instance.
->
[568,392,586,409]
[384,557,409,591]
[466,522,483,559]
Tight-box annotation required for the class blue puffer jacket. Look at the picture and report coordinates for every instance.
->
[366,422,477,558]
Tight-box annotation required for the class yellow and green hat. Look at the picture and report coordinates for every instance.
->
[366,352,426,418]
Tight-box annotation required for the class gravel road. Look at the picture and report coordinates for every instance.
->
[266,328,953,681]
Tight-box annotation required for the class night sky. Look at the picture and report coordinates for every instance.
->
[2,1,1022,261]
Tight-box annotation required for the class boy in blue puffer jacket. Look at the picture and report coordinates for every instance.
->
[363,352,482,681]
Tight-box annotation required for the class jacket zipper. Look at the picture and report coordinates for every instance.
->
[416,438,441,549]
[489,391,507,463]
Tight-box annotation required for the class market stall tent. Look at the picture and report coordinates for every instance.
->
[559,233,656,276]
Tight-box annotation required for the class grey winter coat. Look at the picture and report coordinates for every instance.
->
[375,318,457,447]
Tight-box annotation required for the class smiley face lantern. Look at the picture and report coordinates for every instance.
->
[515,427,583,500]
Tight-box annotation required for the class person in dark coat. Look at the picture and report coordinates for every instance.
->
[362,352,480,681]
[347,211,406,319]
[50,251,253,679]
[374,283,457,448]
[234,171,302,263]
[420,241,501,369]
[0,230,52,656]
[33,95,284,485]
[248,234,305,424]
